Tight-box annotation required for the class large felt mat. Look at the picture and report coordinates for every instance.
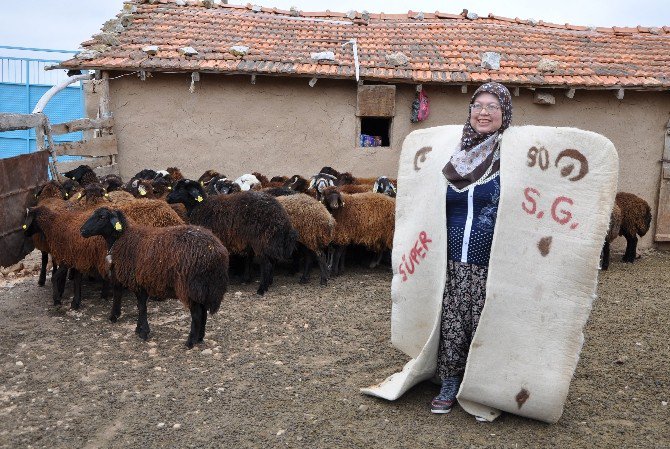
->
[361,125,618,423]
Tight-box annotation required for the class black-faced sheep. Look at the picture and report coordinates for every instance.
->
[615,192,653,263]
[208,178,241,196]
[284,175,310,193]
[198,170,223,187]
[318,166,340,178]
[320,186,395,276]
[80,207,229,348]
[166,180,297,295]
[99,174,124,192]
[62,165,98,187]
[601,203,622,271]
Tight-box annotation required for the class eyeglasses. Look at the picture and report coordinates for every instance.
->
[470,103,501,113]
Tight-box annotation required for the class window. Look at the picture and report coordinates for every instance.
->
[356,85,395,148]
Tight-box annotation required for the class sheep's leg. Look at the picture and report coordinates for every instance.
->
[601,240,611,270]
[316,250,329,286]
[242,253,253,284]
[135,290,150,341]
[37,251,48,287]
[71,269,83,310]
[622,234,637,263]
[299,246,313,284]
[51,265,68,306]
[257,258,272,295]
[67,267,75,281]
[268,261,275,286]
[326,245,334,272]
[109,283,123,323]
[197,304,207,343]
[289,249,301,276]
[339,247,346,273]
[369,250,384,269]
[101,280,111,300]
[329,245,341,277]
[187,303,203,349]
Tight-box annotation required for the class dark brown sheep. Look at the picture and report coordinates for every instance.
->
[320,187,395,275]
[167,180,298,295]
[80,207,229,348]
[166,167,184,181]
[615,192,652,263]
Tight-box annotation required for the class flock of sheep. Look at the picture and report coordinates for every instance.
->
[23,165,396,347]
[22,163,651,348]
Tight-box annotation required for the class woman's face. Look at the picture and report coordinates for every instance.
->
[470,92,503,134]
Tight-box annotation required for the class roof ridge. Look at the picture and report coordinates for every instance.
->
[139,0,668,35]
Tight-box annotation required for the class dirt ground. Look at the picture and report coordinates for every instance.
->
[0,250,668,449]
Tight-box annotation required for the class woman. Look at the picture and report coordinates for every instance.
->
[430,82,513,416]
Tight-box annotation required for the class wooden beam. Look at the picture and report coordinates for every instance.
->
[58,156,113,173]
[654,118,670,242]
[0,112,46,132]
[99,71,111,119]
[51,117,115,135]
[54,135,118,157]
[93,163,119,177]
[566,88,576,99]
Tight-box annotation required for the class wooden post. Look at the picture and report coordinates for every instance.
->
[654,118,670,241]
[99,71,111,120]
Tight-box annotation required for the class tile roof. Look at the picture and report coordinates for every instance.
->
[57,0,670,89]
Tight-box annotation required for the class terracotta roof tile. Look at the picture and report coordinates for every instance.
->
[58,0,670,89]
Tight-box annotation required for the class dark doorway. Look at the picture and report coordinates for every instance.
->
[360,117,391,147]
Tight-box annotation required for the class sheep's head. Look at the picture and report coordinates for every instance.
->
[77,182,111,204]
[198,170,221,187]
[61,179,80,199]
[23,207,41,237]
[167,179,206,210]
[212,179,241,195]
[99,174,123,192]
[372,176,397,198]
[80,207,127,239]
[125,179,155,198]
[152,176,173,197]
[234,174,261,191]
[321,186,344,211]
[309,173,337,200]
[284,175,308,192]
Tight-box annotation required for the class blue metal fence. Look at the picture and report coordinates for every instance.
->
[0,46,86,159]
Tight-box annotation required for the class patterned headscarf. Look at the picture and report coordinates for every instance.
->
[443,82,513,190]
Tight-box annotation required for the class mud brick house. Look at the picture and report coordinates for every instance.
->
[57,0,670,249]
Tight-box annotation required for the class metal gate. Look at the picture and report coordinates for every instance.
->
[0,46,84,159]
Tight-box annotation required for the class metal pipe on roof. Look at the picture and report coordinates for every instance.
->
[342,39,359,82]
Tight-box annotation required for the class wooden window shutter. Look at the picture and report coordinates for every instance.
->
[356,85,396,117]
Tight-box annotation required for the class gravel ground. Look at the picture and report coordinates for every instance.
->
[0,250,668,448]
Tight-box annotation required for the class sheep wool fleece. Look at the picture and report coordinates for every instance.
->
[360,125,619,423]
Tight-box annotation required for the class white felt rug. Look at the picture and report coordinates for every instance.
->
[361,125,618,423]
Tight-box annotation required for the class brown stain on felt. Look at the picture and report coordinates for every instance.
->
[538,236,552,256]
[516,388,530,409]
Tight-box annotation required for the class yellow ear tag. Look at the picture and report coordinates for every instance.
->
[65,193,69,198]
[77,193,82,199]
[200,181,204,186]
[22,224,27,230]
[168,186,172,190]
[114,222,123,231]
[139,187,146,196]
[104,193,109,197]
[196,195,203,202]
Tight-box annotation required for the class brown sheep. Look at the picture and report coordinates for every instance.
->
[166,167,184,181]
[601,203,622,270]
[80,207,229,347]
[252,172,285,189]
[320,187,395,275]
[274,193,335,285]
[615,192,652,263]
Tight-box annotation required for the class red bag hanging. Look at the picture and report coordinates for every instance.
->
[411,88,430,122]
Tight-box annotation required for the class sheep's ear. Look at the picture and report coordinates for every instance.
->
[110,214,123,231]
[373,180,379,192]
